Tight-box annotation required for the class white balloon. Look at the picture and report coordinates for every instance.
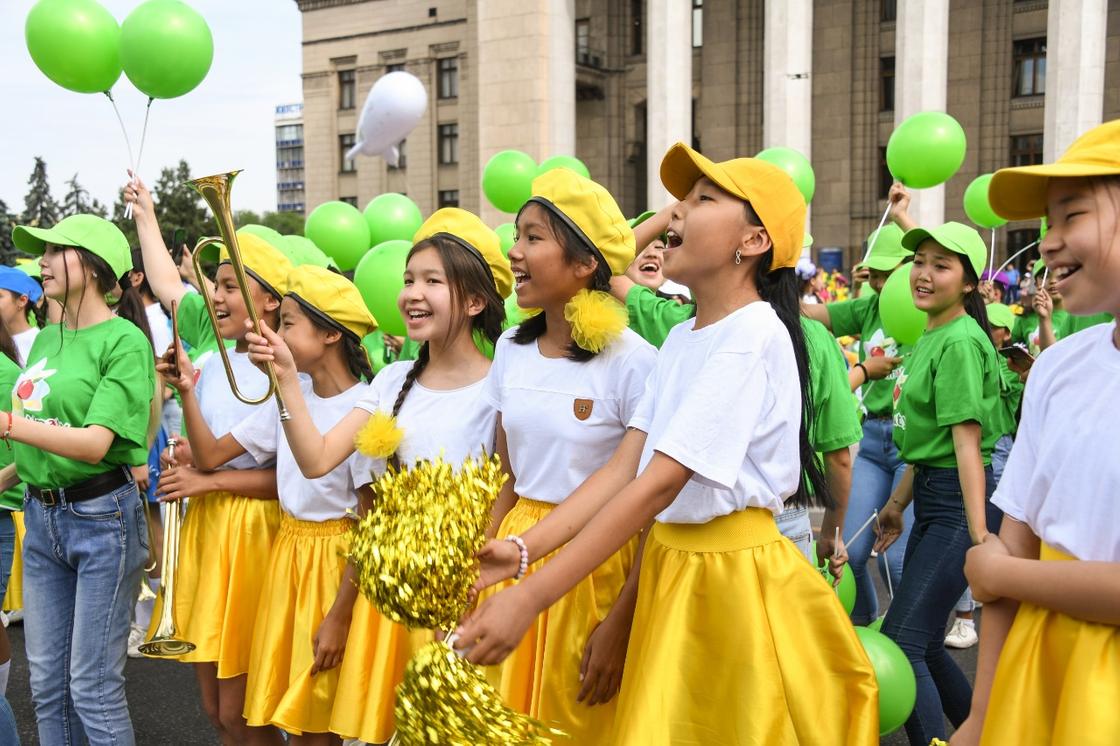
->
[347,71,428,167]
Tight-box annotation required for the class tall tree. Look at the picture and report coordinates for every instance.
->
[261,210,305,236]
[152,160,214,245]
[61,173,95,217]
[0,199,19,266]
[21,157,59,228]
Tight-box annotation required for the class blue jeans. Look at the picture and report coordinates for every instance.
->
[845,418,913,624]
[0,695,18,745]
[775,505,812,563]
[881,466,1000,744]
[0,511,15,603]
[23,480,148,746]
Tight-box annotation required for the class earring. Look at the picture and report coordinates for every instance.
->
[734,249,742,265]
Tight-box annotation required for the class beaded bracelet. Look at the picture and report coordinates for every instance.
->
[505,534,529,580]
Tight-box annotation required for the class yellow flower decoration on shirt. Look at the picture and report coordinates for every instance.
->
[354,410,404,459]
[564,288,627,353]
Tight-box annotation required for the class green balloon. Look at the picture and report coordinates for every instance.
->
[879,265,927,346]
[482,150,537,214]
[886,112,967,189]
[282,235,336,269]
[119,0,213,99]
[503,292,527,327]
[495,223,516,257]
[353,239,411,337]
[756,147,815,204]
[866,616,884,633]
[537,155,590,180]
[811,541,856,615]
[305,201,371,272]
[25,0,122,94]
[364,193,423,247]
[361,330,397,374]
[854,627,917,735]
[963,174,1007,230]
[238,224,285,250]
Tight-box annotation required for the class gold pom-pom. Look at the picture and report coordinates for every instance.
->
[348,454,506,630]
[395,640,564,745]
[563,288,627,353]
[354,410,404,459]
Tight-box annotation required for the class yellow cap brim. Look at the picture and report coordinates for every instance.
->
[661,144,743,202]
[990,162,1120,220]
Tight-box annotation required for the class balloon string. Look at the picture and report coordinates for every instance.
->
[989,228,996,281]
[104,91,136,174]
[994,240,1038,277]
[861,202,893,266]
[124,98,155,220]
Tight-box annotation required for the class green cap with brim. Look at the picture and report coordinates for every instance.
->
[628,210,656,229]
[1033,258,1046,276]
[860,223,911,272]
[13,214,132,281]
[986,302,1015,331]
[902,222,987,279]
[802,231,814,249]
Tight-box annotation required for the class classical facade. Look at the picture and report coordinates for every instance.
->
[294,0,1120,268]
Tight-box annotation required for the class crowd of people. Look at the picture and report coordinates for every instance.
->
[0,118,1115,746]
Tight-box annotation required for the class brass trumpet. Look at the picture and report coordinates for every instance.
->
[187,170,290,421]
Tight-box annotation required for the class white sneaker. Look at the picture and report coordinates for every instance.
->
[0,612,7,628]
[945,618,978,649]
[6,609,23,624]
[127,623,147,658]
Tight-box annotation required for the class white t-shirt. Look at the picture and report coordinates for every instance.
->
[629,302,802,523]
[232,379,376,521]
[196,350,272,470]
[992,321,1120,562]
[483,327,655,504]
[355,360,497,470]
[13,328,39,367]
[145,302,172,357]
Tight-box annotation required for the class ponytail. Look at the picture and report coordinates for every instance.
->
[343,334,375,382]
[391,343,431,418]
[27,295,47,329]
[114,279,155,352]
[962,263,994,347]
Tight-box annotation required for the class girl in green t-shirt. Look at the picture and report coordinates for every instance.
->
[5,214,156,745]
[873,222,1001,745]
[0,322,22,699]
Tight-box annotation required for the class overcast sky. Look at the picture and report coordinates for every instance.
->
[1,0,303,216]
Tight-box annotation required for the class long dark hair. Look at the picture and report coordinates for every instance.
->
[391,235,506,417]
[962,261,994,347]
[0,318,20,366]
[53,247,152,353]
[0,289,46,330]
[510,203,613,362]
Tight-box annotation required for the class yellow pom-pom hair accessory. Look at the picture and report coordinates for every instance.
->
[353,410,404,460]
[563,288,628,353]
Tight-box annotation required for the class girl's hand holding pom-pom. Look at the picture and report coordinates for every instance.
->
[473,539,523,594]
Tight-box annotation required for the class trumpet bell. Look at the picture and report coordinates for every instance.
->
[138,635,195,658]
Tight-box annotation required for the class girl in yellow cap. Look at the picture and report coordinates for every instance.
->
[161,265,377,744]
[127,178,290,744]
[456,145,878,744]
[242,207,511,743]
[949,119,1120,746]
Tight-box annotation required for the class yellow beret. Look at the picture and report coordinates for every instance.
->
[413,208,514,298]
[527,169,635,276]
[217,231,294,298]
[285,265,377,340]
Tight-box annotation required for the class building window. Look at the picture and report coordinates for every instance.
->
[338,69,356,110]
[389,139,408,170]
[438,190,460,208]
[340,134,357,173]
[630,0,642,55]
[1010,133,1044,166]
[386,62,405,74]
[576,18,591,62]
[878,146,892,200]
[1013,38,1046,97]
[276,124,303,144]
[438,57,458,99]
[880,0,897,22]
[340,196,358,207]
[880,57,895,112]
[692,0,703,48]
[438,123,459,165]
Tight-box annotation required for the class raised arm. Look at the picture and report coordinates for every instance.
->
[125,174,188,310]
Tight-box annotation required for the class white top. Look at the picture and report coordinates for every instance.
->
[355,360,497,469]
[196,350,272,470]
[13,328,39,367]
[483,327,655,504]
[629,302,802,523]
[992,322,1120,562]
[232,379,376,521]
[145,302,172,357]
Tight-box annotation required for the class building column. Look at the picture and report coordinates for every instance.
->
[894,0,949,227]
[645,0,692,210]
[476,0,575,223]
[1044,0,1107,161]
[763,0,813,237]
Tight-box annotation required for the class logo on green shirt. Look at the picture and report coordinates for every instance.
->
[13,359,58,415]
[891,371,908,429]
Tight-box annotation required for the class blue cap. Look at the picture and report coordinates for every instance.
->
[0,266,42,303]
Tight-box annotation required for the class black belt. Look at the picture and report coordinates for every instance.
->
[866,413,893,421]
[28,467,132,506]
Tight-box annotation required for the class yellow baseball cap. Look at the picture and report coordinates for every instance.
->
[659,143,805,271]
[527,169,635,276]
[285,265,377,340]
[413,208,514,298]
[989,119,1120,220]
[212,232,294,299]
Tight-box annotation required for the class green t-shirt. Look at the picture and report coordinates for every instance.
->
[177,291,222,357]
[892,314,1000,468]
[826,293,912,417]
[1011,309,1070,357]
[1062,312,1114,336]
[625,285,861,453]
[0,354,24,511]
[990,357,1024,440]
[13,319,155,487]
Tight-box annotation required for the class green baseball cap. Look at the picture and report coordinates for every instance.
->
[860,224,911,271]
[902,221,987,278]
[13,214,132,281]
[802,231,814,249]
[986,302,1015,331]
[628,210,656,229]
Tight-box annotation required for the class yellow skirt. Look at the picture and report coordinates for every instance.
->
[327,597,429,743]
[611,508,879,746]
[980,544,1120,745]
[2,511,24,612]
[157,492,281,678]
[484,497,637,744]
[243,515,352,735]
